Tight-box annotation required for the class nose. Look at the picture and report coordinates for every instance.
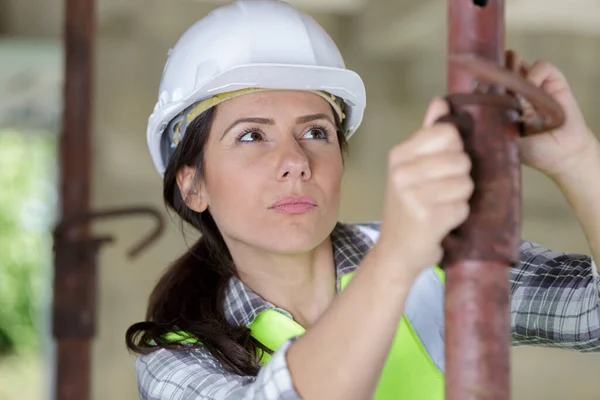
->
[276,140,312,182]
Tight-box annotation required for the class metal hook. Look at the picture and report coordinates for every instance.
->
[449,53,566,134]
[53,206,165,259]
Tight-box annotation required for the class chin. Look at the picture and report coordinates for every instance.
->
[252,215,337,254]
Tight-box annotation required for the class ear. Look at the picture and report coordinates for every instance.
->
[176,166,208,213]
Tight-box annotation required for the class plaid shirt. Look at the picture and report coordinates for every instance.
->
[135,222,600,399]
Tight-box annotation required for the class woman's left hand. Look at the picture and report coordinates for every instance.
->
[510,50,599,179]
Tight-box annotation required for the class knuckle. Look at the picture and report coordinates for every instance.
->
[459,152,472,170]
[459,175,474,193]
[447,131,464,151]
[388,144,408,166]
[416,126,441,144]
[433,121,454,132]
[458,202,470,221]
[445,152,471,172]
[536,59,552,69]
[532,60,564,80]
[465,177,475,194]
[391,167,409,189]
[443,201,469,225]
[440,123,461,140]
[402,188,429,220]
[400,186,417,205]
[416,124,435,136]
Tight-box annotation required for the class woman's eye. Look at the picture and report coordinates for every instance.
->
[303,127,329,140]
[239,130,263,142]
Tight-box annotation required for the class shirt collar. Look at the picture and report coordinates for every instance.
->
[222,222,376,327]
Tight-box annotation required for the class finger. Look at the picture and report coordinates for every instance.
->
[391,152,471,188]
[525,60,568,93]
[506,51,532,115]
[402,182,471,235]
[522,60,578,119]
[410,123,464,156]
[433,201,470,238]
[505,49,529,78]
[505,50,517,72]
[390,124,464,166]
[412,176,474,205]
[422,97,451,128]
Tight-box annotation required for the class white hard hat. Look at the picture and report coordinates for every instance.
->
[147,0,367,176]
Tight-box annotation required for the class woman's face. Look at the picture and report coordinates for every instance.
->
[196,90,344,254]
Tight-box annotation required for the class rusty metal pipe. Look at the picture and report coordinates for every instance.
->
[54,0,95,399]
[445,261,512,400]
[444,1,516,399]
[443,1,565,399]
[53,1,165,399]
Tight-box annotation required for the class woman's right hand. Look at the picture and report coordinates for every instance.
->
[289,98,470,400]
[376,97,474,281]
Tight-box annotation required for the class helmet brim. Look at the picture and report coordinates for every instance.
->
[147,63,366,176]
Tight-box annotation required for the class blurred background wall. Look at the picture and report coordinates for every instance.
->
[1,0,600,399]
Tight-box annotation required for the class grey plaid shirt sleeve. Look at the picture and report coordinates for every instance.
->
[135,339,301,400]
[510,240,600,351]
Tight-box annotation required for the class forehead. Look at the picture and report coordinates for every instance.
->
[214,90,333,119]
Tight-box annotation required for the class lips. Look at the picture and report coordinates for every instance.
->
[269,196,317,214]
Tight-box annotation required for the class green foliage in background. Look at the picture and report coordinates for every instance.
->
[0,130,56,353]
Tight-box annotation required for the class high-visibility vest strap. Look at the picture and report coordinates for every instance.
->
[251,267,446,399]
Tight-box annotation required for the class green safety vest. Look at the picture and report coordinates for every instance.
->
[250,267,446,400]
[165,267,446,399]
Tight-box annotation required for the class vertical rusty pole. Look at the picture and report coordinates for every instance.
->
[52,1,164,398]
[444,1,517,399]
[53,0,95,399]
[52,1,164,399]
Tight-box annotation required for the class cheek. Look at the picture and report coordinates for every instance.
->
[313,149,344,195]
[201,149,267,230]
[203,153,260,207]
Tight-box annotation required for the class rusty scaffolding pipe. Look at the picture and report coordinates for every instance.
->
[53,1,164,400]
[442,1,564,399]
[53,1,95,399]
[445,1,516,397]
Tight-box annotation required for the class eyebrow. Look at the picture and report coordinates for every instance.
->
[295,113,335,125]
[221,113,335,140]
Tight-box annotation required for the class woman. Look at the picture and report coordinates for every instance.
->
[126,1,600,399]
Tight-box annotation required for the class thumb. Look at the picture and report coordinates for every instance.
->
[422,97,451,128]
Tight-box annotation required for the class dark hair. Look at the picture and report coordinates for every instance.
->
[126,103,348,376]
